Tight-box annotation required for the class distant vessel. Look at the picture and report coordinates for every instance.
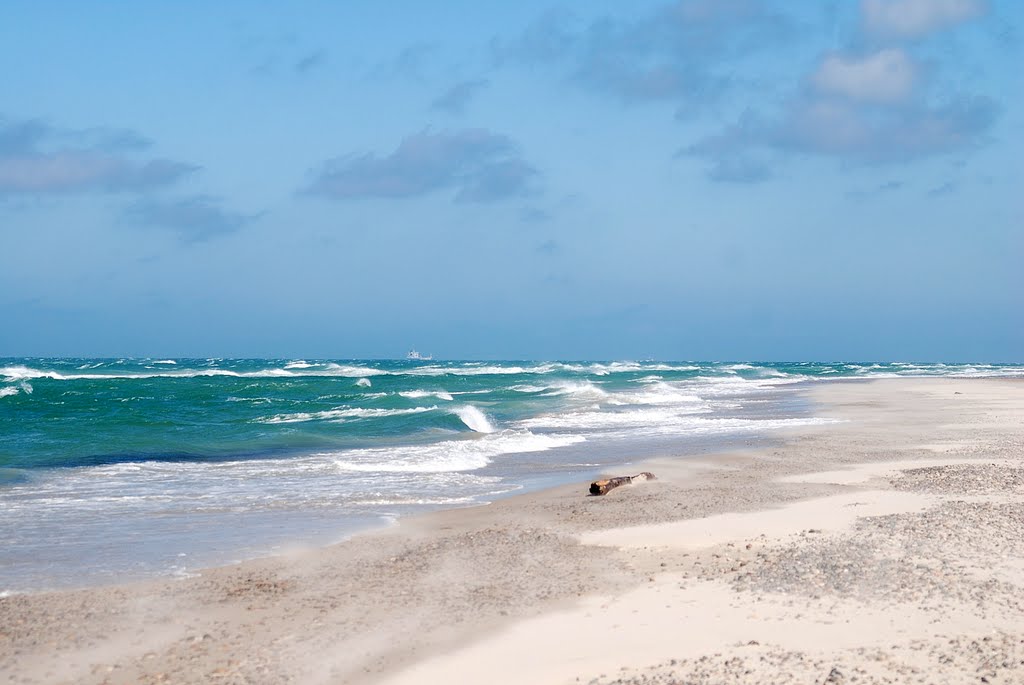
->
[407,349,432,361]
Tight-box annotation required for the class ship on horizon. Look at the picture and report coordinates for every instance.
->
[406,349,432,361]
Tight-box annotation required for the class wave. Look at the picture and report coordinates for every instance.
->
[509,384,551,393]
[257,406,437,425]
[546,381,609,398]
[508,381,608,398]
[0,381,33,398]
[0,364,386,382]
[355,378,372,388]
[684,375,808,397]
[452,405,495,433]
[520,407,700,431]
[4,361,1022,393]
[400,390,454,401]
[605,382,707,407]
[329,430,585,473]
[7,361,1022,386]
[520,409,839,435]
[323,363,388,377]
[555,362,701,375]
[403,364,559,377]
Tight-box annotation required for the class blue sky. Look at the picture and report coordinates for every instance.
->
[1,0,1020,360]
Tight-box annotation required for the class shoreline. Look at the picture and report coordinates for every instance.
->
[2,376,1022,684]
[0,379,819,596]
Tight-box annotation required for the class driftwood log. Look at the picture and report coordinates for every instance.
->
[589,471,656,496]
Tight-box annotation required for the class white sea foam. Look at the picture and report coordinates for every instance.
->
[0,365,382,382]
[509,381,608,398]
[6,362,1020,385]
[324,363,388,377]
[405,364,559,377]
[347,495,479,506]
[284,360,314,369]
[686,375,807,397]
[520,409,840,436]
[520,407,698,431]
[756,369,792,378]
[152,360,177,365]
[417,365,525,376]
[355,378,372,388]
[329,431,585,473]
[1,366,57,381]
[546,381,609,398]
[604,381,706,407]
[257,406,437,424]
[555,362,701,375]
[400,390,454,401]
[0,387,19,398]
[509,384,551,393]
[453,405,495,433]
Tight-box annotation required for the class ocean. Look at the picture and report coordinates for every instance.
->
[1,358,1021,593]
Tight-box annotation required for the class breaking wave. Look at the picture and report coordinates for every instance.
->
[452,405,495,433]
[257,406,437,425]
[400,390,454,401]
[329,431,585,473]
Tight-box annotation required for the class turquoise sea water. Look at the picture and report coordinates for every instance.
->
[1,359,1021,592]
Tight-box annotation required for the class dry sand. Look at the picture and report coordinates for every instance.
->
[2,377,1022,684]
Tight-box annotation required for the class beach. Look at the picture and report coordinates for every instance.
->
[2,377,1022,684]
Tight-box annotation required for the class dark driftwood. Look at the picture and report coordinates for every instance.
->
[589,471,656,496]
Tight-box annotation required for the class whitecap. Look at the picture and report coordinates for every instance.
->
[452,405,495,433]
[324,364,388,377]
[328,431,585,473]
[604,382,707,407]
[400,390,454,401]
[257,406,437,424]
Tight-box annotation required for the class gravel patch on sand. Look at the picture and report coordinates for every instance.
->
[891,464,1024,495]
[732,500,1024,610]
[588,633,1024,685]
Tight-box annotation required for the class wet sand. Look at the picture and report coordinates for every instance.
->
[2,377,1022,684]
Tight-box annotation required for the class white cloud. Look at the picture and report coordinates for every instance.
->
[685,94,997,174]
[124,195,251,243]
[0,152,194,194]
[811,49,917,104]
[308,129,536,203]
[862,0,986,38]
[0,117,196,195]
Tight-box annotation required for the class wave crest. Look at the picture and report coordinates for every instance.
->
[257,406,437,425]
[452,405,495,433]
[329,431,585,473]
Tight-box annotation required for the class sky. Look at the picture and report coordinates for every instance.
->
[0,0,1021,361]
